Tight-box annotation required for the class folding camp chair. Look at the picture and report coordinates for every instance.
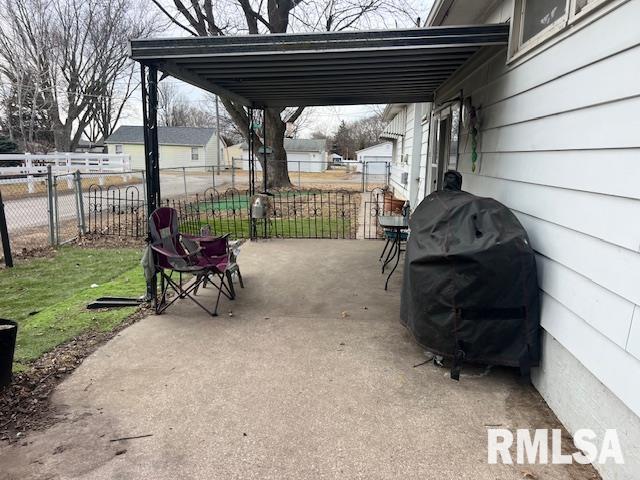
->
[148,207,234,316]
[188,225,244,298]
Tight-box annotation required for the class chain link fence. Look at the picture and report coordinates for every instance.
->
[227,158,389,192]
[0,169,145,263]
[0,159,390,265]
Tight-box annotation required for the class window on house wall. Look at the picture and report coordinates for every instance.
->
[191,147,199,162]
[521,0,566,43]
[115,144,123,154]
[572,0,609,16]
[512,0,612,57]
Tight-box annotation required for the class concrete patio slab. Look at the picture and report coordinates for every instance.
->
[0,240,596,479]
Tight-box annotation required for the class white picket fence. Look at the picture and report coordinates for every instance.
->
[0,153,132,192]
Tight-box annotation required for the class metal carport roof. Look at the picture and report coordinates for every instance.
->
[129,24,509,108]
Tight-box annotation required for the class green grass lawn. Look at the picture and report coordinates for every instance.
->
[0,247,146,371]
[182,217,354,239]
[200,190,329,212]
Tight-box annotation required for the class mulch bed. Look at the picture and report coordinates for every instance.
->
[0,306,150,444]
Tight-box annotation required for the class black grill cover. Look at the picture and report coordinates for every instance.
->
[400,190,540,371]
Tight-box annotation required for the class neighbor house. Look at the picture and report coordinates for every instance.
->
[354,142,392,175]
[226,142,244,169]
[380,104,429,208]
[240,138,328,173]
[105,126,226,170]
[74,138,105,153]
[383,1,640,478]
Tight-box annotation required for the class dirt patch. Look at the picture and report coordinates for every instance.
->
[0,246,55,267]
[74,234,145,250]
[0,306,150,444]
[1,235,145,267]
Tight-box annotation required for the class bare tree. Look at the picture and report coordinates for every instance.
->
[158,82,219,127]
[0,0,157,152]
[331,111,386,159]
[153,0,418,188]
[0,0,56,152]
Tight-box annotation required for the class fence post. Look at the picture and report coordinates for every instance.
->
[297,161,301,189]
[361,161,366,192]
[231,158,236,189]
[46,165,56,246]
[98,156,105,186]
[386,162,391,188]
[25,153,35,194]
[53,174,60,245]
[74,170,86,236]
[141,170,147,214]
[182,167,188,197]
[211,164,216,191]
[0,189,13,267]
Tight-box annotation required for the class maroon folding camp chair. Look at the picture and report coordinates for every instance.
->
[184,227,244,298]
[148,207,234,316]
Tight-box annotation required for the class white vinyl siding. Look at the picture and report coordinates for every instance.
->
[107,144,208,170]
[387,106,410,199]
[435,0,640,419]
[204,134,227,169]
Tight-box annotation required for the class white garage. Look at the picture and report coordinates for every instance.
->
[240,138,328,173]
[355,142,392,175]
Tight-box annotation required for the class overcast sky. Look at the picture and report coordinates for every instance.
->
[121,0,434,138]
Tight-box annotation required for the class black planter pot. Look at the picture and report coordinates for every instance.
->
[0,319,18,388]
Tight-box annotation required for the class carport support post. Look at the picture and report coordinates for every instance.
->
[248,107,256,240]
[141,63,161,302]
[262,108,268,193]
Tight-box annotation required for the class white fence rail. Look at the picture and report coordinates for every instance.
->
[0,153,132,192]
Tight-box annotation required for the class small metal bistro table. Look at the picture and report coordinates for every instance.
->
[379,215,409,290]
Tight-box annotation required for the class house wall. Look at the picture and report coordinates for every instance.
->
[355,143,392,175]
[239,149,327,173]
[387,104,428,207]
[227,144,243,168]
[430,1,640,477]
[106,143,209,170]
[388,106,410,199]
[204,135,226,169]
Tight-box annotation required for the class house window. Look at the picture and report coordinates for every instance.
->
[191,147,199,162]
[521,0,566,44]
[115,144,123,154]
[571,0,610,17]
[512,0,612,57]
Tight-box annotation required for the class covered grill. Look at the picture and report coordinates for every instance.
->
[400,189,541,379]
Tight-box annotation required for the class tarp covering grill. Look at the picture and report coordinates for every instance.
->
[400,190,540,379]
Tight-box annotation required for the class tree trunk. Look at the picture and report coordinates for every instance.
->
[258,107,292,189]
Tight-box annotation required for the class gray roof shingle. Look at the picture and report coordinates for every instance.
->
[105,126,216,146]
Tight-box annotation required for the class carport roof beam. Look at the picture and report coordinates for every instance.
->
[130,24,509,108]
